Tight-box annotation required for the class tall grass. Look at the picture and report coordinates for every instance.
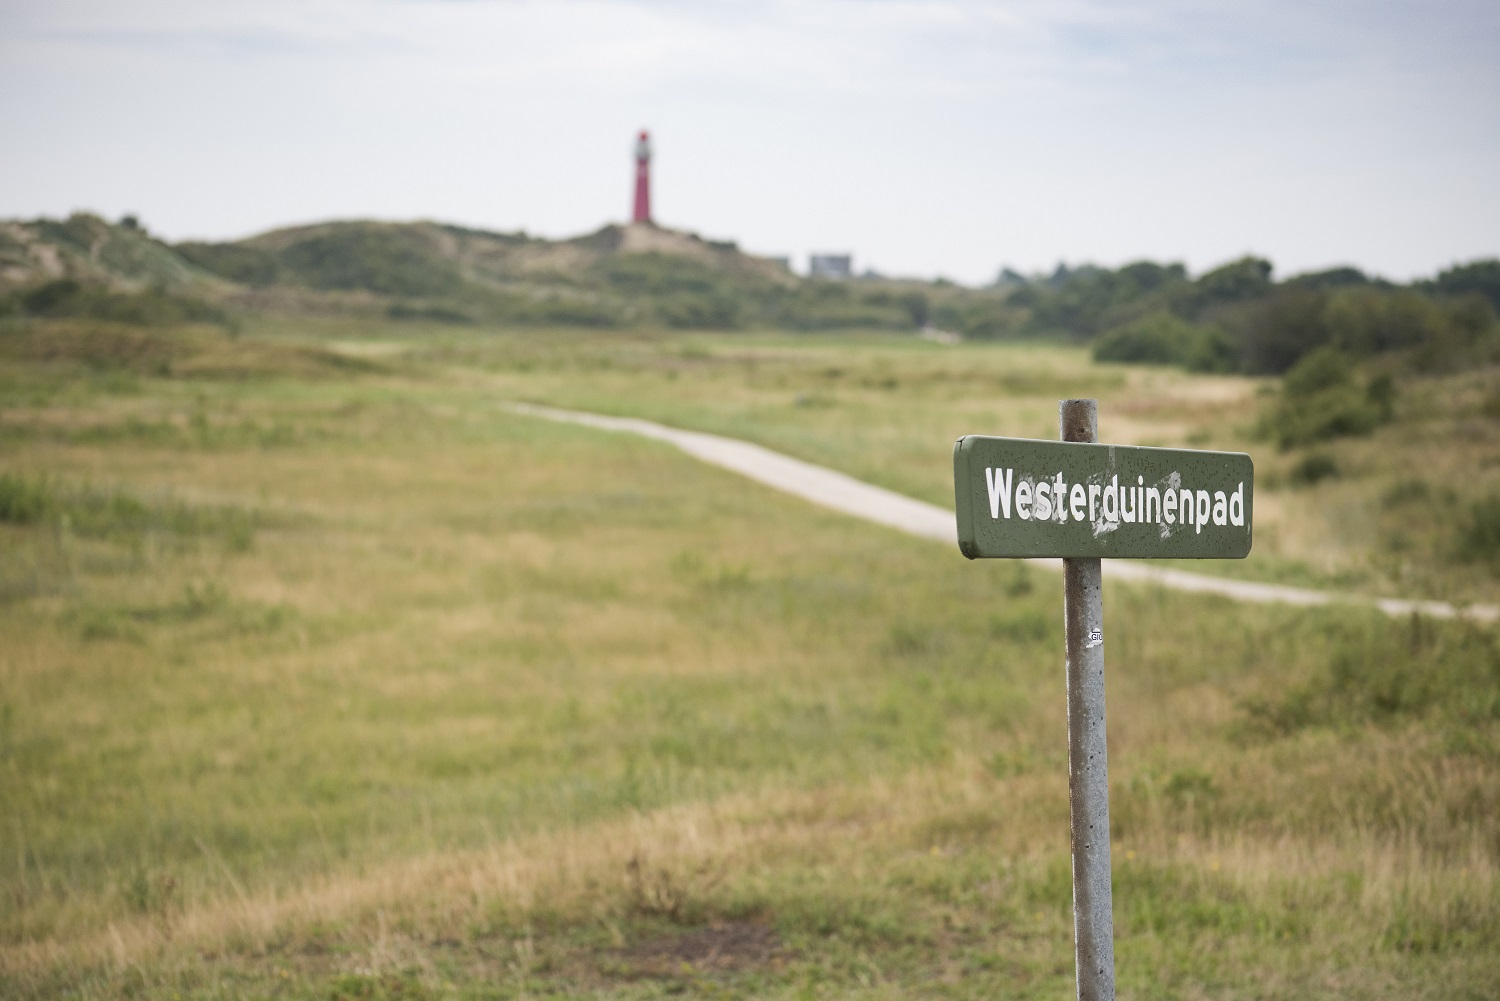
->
[0,325,1496,998]
[393,326,1500,605]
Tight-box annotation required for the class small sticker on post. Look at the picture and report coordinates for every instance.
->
[1085,629,1103,649]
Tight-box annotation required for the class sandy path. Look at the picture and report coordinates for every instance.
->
[512,403,1499,624]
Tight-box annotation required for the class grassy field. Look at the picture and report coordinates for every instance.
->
[1,319,1498,999]
[377,322,1500,604]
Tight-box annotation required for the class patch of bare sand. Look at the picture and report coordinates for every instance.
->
[608,921,783,979]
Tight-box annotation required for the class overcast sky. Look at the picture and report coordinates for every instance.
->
[1,0,1496,284]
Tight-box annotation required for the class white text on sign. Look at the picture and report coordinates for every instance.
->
[984,468,1246,538]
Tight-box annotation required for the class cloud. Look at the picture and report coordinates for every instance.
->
[1,0,1495,281]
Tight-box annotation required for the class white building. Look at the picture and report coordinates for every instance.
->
[808,254,852,279]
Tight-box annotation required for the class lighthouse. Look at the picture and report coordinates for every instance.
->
[631,130,652,224]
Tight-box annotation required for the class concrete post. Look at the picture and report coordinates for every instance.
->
[1059,398,1115,1001]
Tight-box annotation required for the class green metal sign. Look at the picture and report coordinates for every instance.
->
[954,435,1254,559]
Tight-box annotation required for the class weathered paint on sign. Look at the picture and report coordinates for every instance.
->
[954,435,1253,559]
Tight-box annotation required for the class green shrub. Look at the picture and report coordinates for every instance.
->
[1289,453,1339,486]
[0,473,55,523]
[1482,387,1500,420]
[599,252,731,297]
[0,474,255,549]
[1243,614,1500,732]
[1322,287,1497,371]
[1241,285,1329,374]
[1429,258,1500,312]
[1282,347,1351,396]
[1366,373,1396,419]
[18,278,86,315]
[1267,385,1383,449]
[176,242,280,286]
[276,226,464,298]
[1457,495,1500,566]
[1382,478,1430,508]
[1324,287,1445,355]
[1190,256,1273,308]
[1019,261,1190,340]
[1093,311,1236,371]
[3,279,229,328]
[1260,348,1394,449]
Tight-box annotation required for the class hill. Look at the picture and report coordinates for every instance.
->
[4,213,1497,375]
[2,213,1010,333]
[1,213,224,293]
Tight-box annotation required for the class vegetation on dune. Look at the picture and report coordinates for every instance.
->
[0,278,231,329]
[1061,256,1498,376]
[1091,311,1236,372]
[1012,260,1197,340]
[270,226,468,299]
[1011,254,1500,458]
[0,213,205,291]
[1422,258,1500,312]
[0,315,393,386]
[5,213,1496,380]
[174,240,283,287]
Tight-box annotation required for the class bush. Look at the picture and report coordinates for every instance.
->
[1286,266,1369,291]
[176,242,280,286]
[599,253,730,297]
[1241,285,1329,374]
[1282,347,1352,397]
[1235,282,1498,376]
[1320,286,1497,371]
[1429,258,1500,312]
[2,279,230,328]
[19,278,86,315]
[1457,495,1500,566]
[1021,262,1189,339]
[1324,287,1444,355]
[0,473,55,524]
[1191,256,1273,308]
[1093,311,1235,372]
[1289,453,1339,486]
[656,292,743,330]
[1260,348,1394,449]
[0,473,256,549]
[1269,384,1382,448]
[1243,613,1500,732]
[276,226,464,298]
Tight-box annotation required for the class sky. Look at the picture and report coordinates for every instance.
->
[1,0,1496,285]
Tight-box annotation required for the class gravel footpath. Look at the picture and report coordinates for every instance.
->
[513,403,1498,624]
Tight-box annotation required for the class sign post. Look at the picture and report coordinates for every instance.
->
[953,400,1253,1001]
[1060,399,1113,1001]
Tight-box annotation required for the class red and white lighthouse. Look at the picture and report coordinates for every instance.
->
[631,130,652,224]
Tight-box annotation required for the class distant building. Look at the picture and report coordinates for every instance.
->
[809,254,852,279]
[767,256,792,272]
[632,130,652,224]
